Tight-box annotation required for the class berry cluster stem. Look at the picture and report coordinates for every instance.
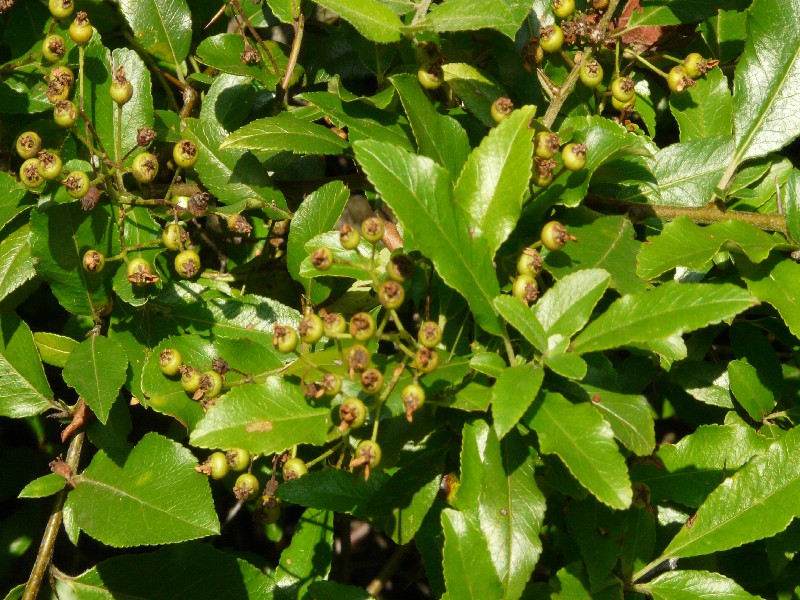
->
[542,0,622,128]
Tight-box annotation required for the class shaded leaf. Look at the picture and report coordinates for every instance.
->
[737,255,800,339]
[0,312,53,418]
[278,468,387,513]
[728,359,776,420]
[275,509,334,595]
[63,336,128,424]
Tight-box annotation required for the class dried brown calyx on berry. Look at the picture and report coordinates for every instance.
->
[240,43,260,64]
[188,191,210,216]
[211,357,229,375]
[228,214,253,235]
[81,186,101,211]
[136,127,157,147]
[0,1,15,15]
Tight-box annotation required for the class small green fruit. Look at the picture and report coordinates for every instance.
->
[349,312,376,341]
[159,348,183,377]
[208,451,229,480]
[233,473,259,500]
[273,324,299,354]
[361,216,385,244]
[610,76,635,103]
[49,0,75,20]
[20,159,45,189]
[283,457,308,481]
[62,171,90,198]
[16,132,42,159]
[82,249,105,274]
[68,11,93,45]
[338,397,367,432]
[298,314,324,344]
[173,139,199,168]
[174,249,201,279]
[417,321,442,348]
[561,142,587,171]
[227,448,250,472]
[490,96,514,124]
[162,223,186,252]
[42,35,66,63]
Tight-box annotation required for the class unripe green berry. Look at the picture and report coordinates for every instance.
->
[338,397,367,432]
[386,253,414,283]
[350,312,376,341]
[48,66,74,87]
[62,171,90,198]
[208,451,229,480]
[353,440,382,470]
[174,249,201,279]
[68,12,93,45]
[611,95,636,111]
[180,365,203,394]
[273,324,299,354]
[414,347,440,374]
[54,100,78,127]
[361,216,385,244]
[401,382,425,422]
[561,142,587,171]
[162,223,186,252]
[667,65,695,93]
[311,246,334,271]
[418,321,442,349]
[16,132,42,159]
[579,59,604,88]
[173,139,199,168]
[534,131,560,159]
[20,159,45,189]
[110,66,133,105]
[227,448,250,472]
[321,373,342,396]
[552,0,575,19]
[82,249,105,274]
[490,96,514,124]
[255,495,281,524]
[360,368,384,395]
[233,473,259,500]
[517,248,543,277]
[298,313,324,344]
[533,157,556,188]
[539,25,563,53]
[417,63,443,90]
[378,280,405,310]
[126,257,159,285]
[37,151,63,180]
[340,224,360,250]
[512,275,539,304]
[540,220,574,251]
[683,53,710,79]
[283,457,308,481]
[322,312,347,337]
[610,76,635,103]
[42,35,66,63]
[159,348,183,377]
[227,213,252,235]
[132,152,159,183]
[200,370,223,398]
[346,344,370,373]
[49,0,74,20]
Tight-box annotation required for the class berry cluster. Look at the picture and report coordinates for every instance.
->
[510,220,576,305]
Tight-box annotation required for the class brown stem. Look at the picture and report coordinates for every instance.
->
[229,0,281,76]
[585,195,791,235]
[542,0,623,128]
[280,0,305,104]
[23,432,85,600]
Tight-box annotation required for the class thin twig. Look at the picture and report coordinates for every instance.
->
[229,0,281,76]
[280,0,305,105]
[23,433,85,600]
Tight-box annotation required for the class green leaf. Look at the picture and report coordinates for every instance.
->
[179,118,289,218]
[59,541,274,599]
[275,508,334,595]
[0,224,35,302]
[637,217,786,279]
[112,207,163,307]
[390,74,470,180]
[442,63,505,127]
[670,68,733,142]
[629,0,750,26]
[306,581,373,600]
[494,296,547,352]
[30,203,115,316]
[631,424,772,508]
[299,232,376,280]
[221,113,349,155]
[737,255,800,339]
[667,360,733,408]
[478,427,545,599]
[699,10,747,64]
[419,0,536,39]
[33,332,79,368]
[195,34,281,87]
[110,48,155,165]
[525,391,631,509]
[63,336,128,424]
[644,570,761,600]
[189,378,330,453]
[66,433,219,547]
[544,210,646,295]
[278,468,387,513]
[784,169,800,241]
[566,498,627,586]
[534,116,654,209]
[118,0,192,65]
[571,283,757,355]
[199,73,258,132]
[299,92,413,151]
[441,509,504,599]
[453,105,536,256]
[727,0,800,169]
[620,508,656,581]
[728,359,776,420]
[470,352,508,378]
[0,172,33,232]
[315,0,403,43]
[286,181,350,298]
[543,353,588,380]
[651,137,734,207]
[492,364,543,440]
[581,385,655,456]
[534,269,610,347]
[19,473,66,499]
[0,312,53,418]
[354,140,502,335]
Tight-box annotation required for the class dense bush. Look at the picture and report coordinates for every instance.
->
[1,0,800,598]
